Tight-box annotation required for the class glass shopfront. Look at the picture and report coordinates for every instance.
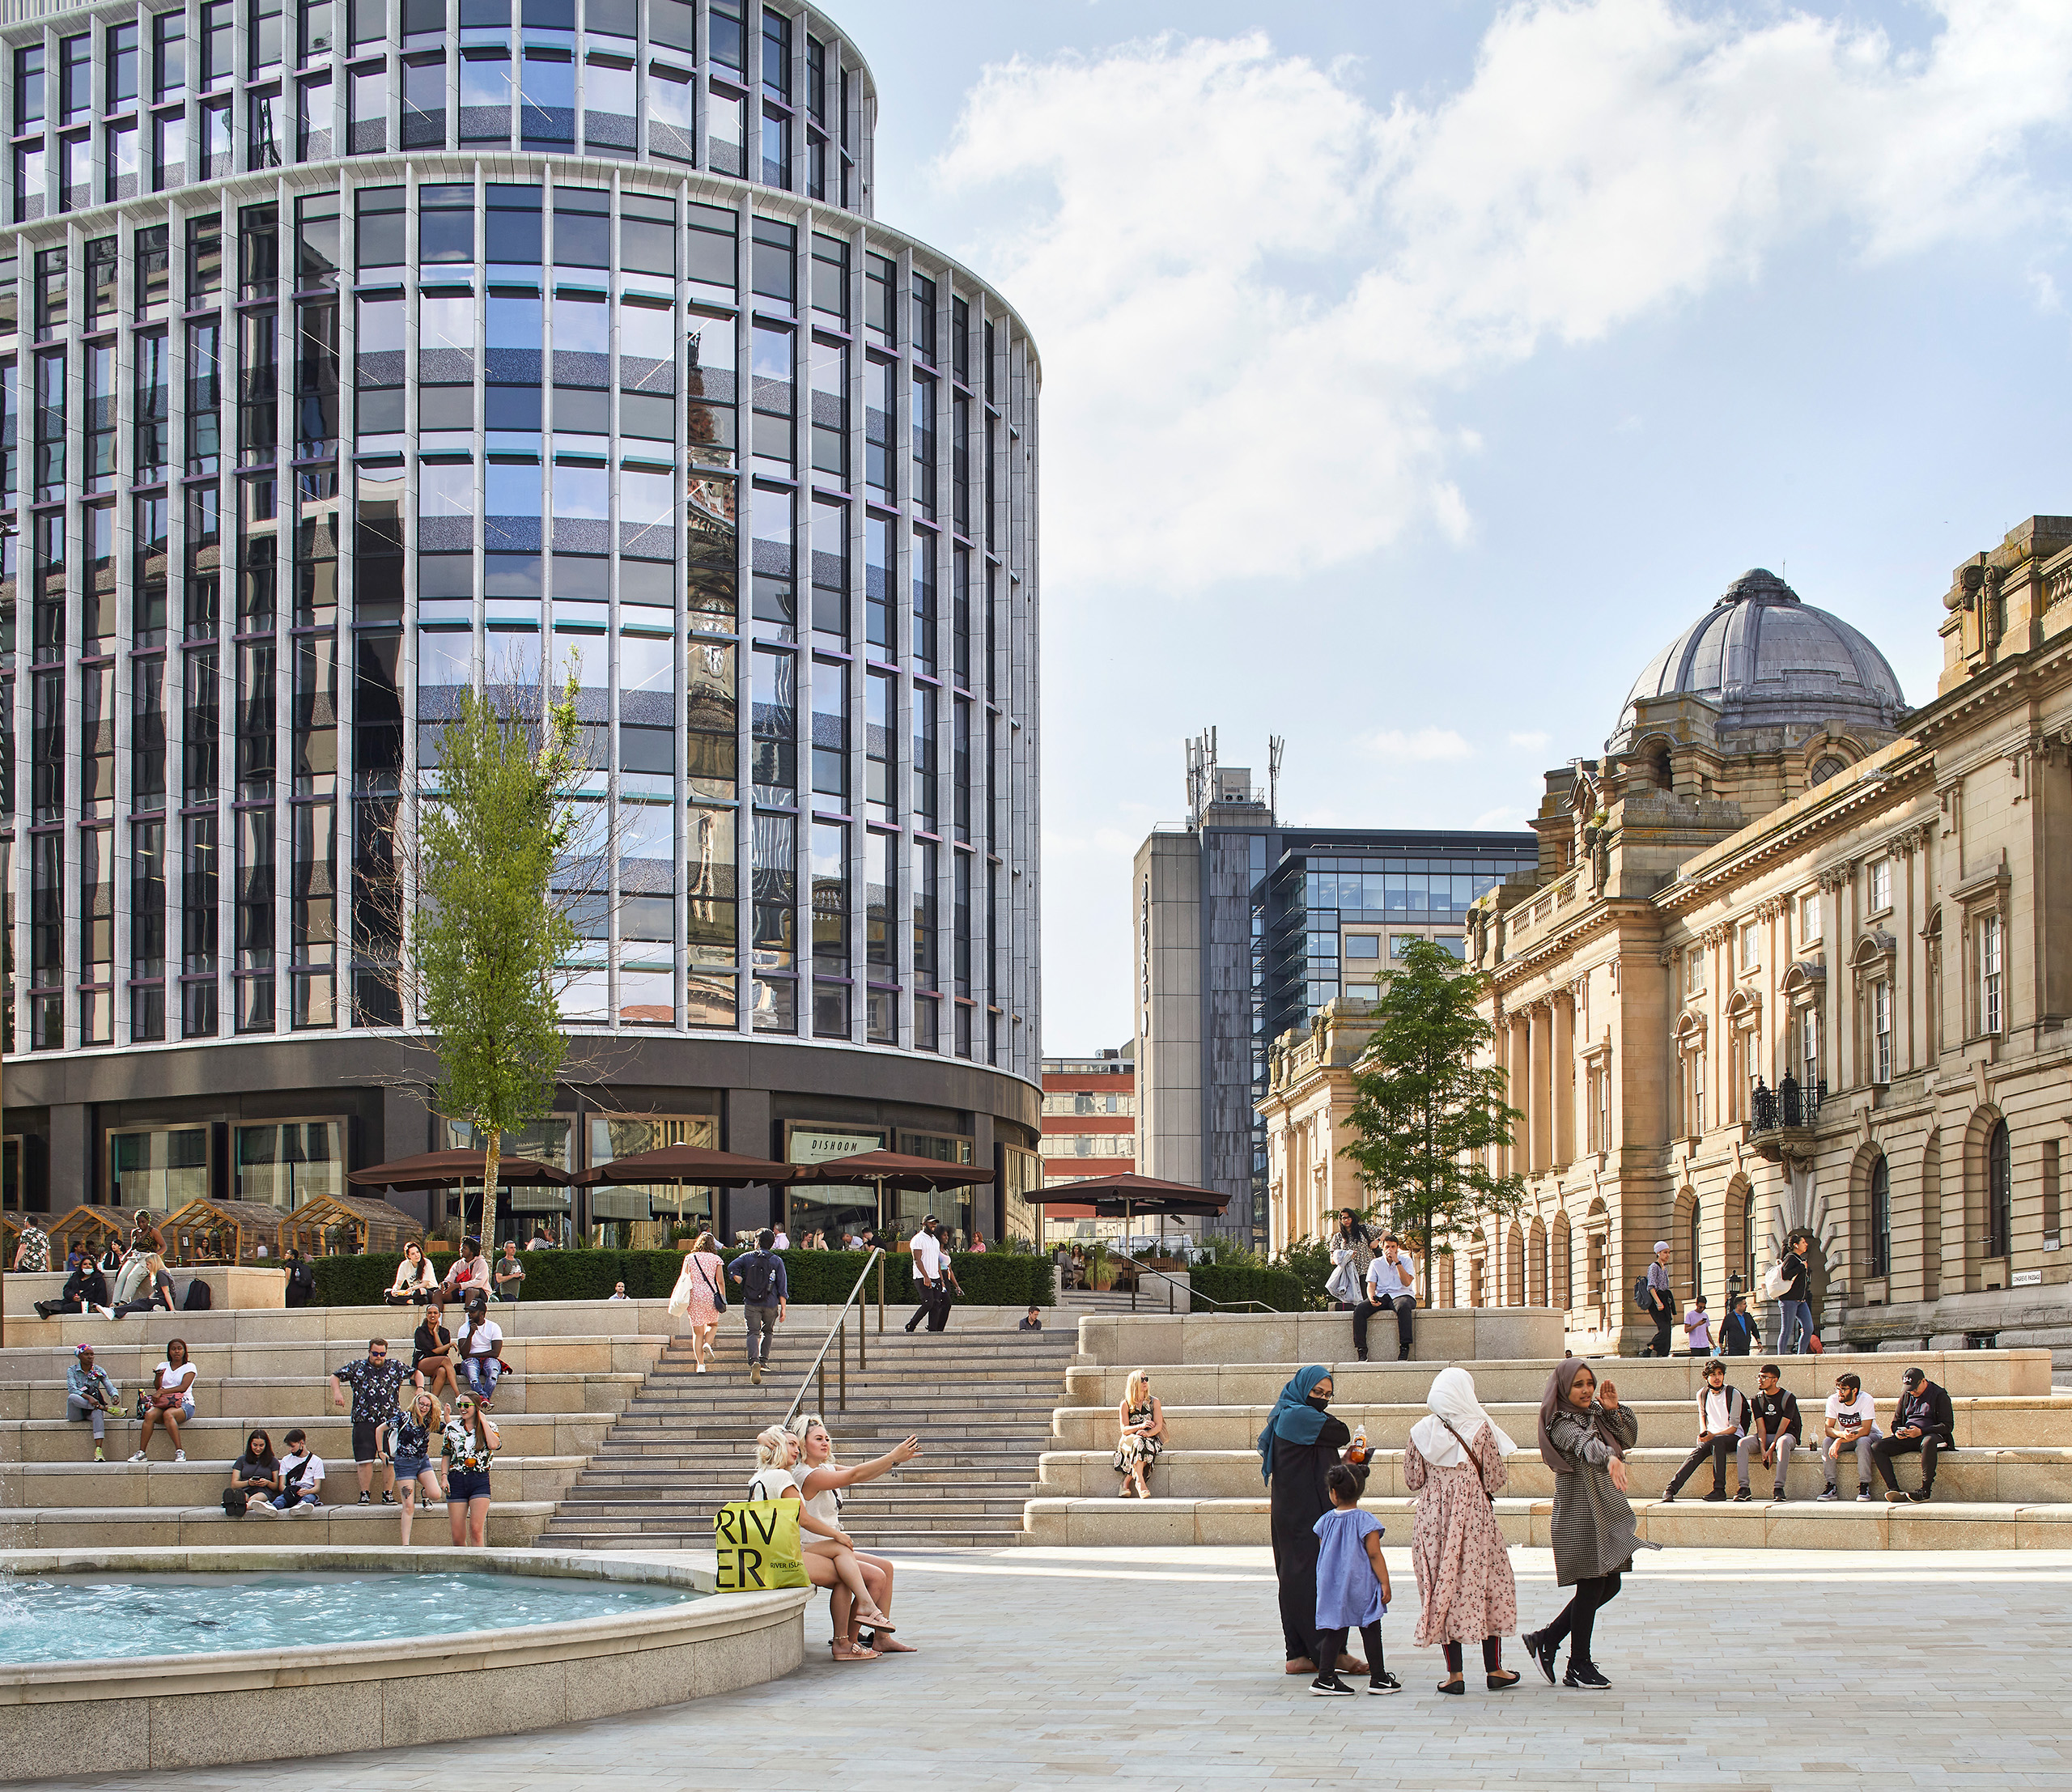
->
[106,1123,210,1210]
[585,1111,718,1246]
[782,1120,884,1245]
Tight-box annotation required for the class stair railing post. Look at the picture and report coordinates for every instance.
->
[839,1314,847,1411]
[877,1251,885,1334]
[817,1352,826,1416]
[860,1278,868,1371]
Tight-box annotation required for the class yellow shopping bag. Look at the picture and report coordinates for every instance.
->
[713,1498,809,1590]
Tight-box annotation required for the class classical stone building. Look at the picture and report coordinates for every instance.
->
[1441,532,2072,1362]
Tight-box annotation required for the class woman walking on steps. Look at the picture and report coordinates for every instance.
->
[1259,1366,1364,1680]
[1519,1358,1658,1690]
[1403,1366,1520,1695]
[668,1231,728,1371]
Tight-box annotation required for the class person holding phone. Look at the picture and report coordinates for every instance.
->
[442,1393,499,1546]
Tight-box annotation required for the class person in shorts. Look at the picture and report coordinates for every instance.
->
[379,1387,446,1545]
[329,1337,413,1505]
[442,1391,500,1548]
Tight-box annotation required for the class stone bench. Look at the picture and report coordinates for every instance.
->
[6,1266,287,1311]
[0,1501,555,1548]
[0,1455,586,1507]
[0,1408,614,1463]
[1,1371,648,1422]
[1070,1309,1566,1365]
[0,1334,670,1381]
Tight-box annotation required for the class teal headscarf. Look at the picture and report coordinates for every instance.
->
[1258,1365,1332,1484]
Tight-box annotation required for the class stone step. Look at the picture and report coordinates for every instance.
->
[0,1454,586,1506]
[0,1372,647,1420]
[541,1526,1017,1549]
[550,1496,1032,1518]
[0,1501,554,1548]
[0,1410,613,1461]
[1068,1310,1567,1366]
[0,1336,670,1381]
[1055,1350,2054,1403]
[1030,1445,2072,1504]
[1018,1493,2072,1550]
[1044,1395,2072,1452]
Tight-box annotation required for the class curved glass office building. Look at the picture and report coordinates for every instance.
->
[0,0,1042,1246]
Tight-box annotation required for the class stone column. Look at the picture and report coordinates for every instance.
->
[1511,1014,1534,1174]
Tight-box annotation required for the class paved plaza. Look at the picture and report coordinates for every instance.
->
[18,1544,2072,1790]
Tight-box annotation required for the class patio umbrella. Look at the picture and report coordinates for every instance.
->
[789,1149,994,1239]
[347,1149,573,1242]
[577,1144,798,1234]
[1028,1172,1231,1307]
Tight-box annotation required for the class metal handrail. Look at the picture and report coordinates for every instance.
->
[784,1246,884,1425]
[1109,1251,1277,1313]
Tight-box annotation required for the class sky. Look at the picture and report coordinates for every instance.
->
[831,0,2072,1054]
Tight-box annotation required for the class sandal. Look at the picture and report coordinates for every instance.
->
[858,1608,897,1633]
[830,1640,881,1662]
[863,1630,917,1654]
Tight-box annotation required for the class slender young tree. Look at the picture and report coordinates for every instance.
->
[411,674,583,1234]
[1339,936,1525,1301]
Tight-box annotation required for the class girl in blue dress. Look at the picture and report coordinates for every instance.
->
[1310,1463,1400,1696]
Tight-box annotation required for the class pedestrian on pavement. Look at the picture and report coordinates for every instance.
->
[1309,1464,1399,1696]
[1259,1366,1364,1680]
[282,1247,316,1308]
[728,1229,788,1385]
[1873,1366,1954,1504]
[1737,1362,1804,1501]
[903,1217,953,1334]
[1816,1370,1880,1502]
[1403,1365,1518,1695]
[1683,1296,1713,1356]
[329,1336,411,1504]
[1662,1358,1745,1502]
[1644,1242,1675,1357]
[1520,1358,1655,1690]
[1719,1294,1760,1357]
[1773,1233,1815,1352]
[1355,1236,1419,1362]
[789,1412,919,1657]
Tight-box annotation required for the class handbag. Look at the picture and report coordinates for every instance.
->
[1325,1259,1357,1304]
[223,1488,249,1517]
[713,1498,808,1591]
[698,1256,727,1314]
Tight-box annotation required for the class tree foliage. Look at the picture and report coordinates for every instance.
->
[412,677,582,1228]
[1339,937,1525,1299]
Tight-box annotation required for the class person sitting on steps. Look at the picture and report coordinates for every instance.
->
[1355,1236,1417,1362]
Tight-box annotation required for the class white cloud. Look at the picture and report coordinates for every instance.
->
[2032,270,2063,313]
[1362,727,1474,762]
[1508,730,1552,752]
[933,2,2072,596]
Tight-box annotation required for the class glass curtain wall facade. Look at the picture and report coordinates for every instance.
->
[0,0,1040,1139]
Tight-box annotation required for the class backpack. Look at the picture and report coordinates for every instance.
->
[1633,1276,1653,1313]
[223,1488,249,1517]
[737,1251,777,1305]
[182,1277,214,1311]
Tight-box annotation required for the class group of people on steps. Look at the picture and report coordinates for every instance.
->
[1261,1357,1658,1696]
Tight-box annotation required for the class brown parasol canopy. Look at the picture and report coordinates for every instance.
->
[346,1149,574,1190]
[789,1150,995,1192]
[1025,1171,1229,1218]
[576,1144,797,1187]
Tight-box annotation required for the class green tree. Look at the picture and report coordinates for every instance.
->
[411,676,583,1236]
[1339,937,1525,1301]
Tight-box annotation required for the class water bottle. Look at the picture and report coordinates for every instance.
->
[1350,1421,1369,1464]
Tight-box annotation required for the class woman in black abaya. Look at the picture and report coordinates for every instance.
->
[1259,1365,1363,1676]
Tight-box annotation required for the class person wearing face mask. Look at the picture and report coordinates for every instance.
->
[1259,1366,1365,1680]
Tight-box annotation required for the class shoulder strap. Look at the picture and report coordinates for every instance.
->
[1434,1414,1492,1498]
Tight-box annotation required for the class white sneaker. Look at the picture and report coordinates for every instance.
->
[174,1450,186,1463]
[127,1450,148,1463]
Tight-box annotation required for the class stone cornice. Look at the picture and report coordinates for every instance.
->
[1486,900,1652,994]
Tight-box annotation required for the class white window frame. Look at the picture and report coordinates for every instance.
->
[1981,914,2004,1036]
[1870,979,1892,1085]
[1869,857,1892,913]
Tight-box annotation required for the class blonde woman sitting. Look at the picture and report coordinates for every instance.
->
[749,1425,894,1662]
[1114,1369,1166,1499]
[790,1412,921,1657]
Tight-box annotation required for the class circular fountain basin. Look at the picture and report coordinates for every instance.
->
[0,1547,808,1781]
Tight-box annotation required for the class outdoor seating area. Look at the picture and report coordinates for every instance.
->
[1024,1313,2072,1551]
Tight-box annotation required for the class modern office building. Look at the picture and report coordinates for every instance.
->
[1132,733,1537,1246]
[0,0,1042,1251]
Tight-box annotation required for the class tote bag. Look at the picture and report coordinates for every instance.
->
[713,1499,809,1591]
[1761,1261,1790,1300]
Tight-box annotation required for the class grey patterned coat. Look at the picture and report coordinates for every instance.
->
[1547,1402,1656,1586]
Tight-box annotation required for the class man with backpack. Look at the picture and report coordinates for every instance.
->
[727,1229,789,1386]
[1637,1241,1675,1356]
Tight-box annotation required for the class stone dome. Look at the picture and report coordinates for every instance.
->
[1607,569,1907,753]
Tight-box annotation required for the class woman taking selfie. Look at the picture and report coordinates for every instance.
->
[1520,1359,1657,1689]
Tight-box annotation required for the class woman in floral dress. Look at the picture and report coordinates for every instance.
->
[1403,1366,1521,1695]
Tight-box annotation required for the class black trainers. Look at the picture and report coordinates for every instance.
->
[1309,1675,1355,1696]
[1702,1490,1728,1502]
[1520,1628,1557,1684]
[1911,1486,1934,1503]
[380,1489,396,1505]
[1815,1487,1839,1501]
[1733,1488,1751,1501]
[1661,1493,1678,1504]
[1366,1671,1402,1695]
[1563,1659,1611,1690]
[358,1491,371,1505]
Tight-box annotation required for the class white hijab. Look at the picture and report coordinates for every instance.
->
[1408,1366,1519,1470]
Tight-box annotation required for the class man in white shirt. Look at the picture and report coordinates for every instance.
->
[1817,1371,1882,1501]
[1354,1236,1418,1361]
[270,1429,327,1512]
[771,1226,792,1251]
[903,1217,953,1334]
[456,1295,507,1407]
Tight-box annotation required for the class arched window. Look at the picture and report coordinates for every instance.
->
[1741,1189,1757,1292]
[1869,1155,1891,1279]
[1988,1120,2012,1259]
[1688,1197,1703,1301]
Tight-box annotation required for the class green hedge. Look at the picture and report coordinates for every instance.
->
[1191,1262,1310,1313]
[311,1248,1052,1310]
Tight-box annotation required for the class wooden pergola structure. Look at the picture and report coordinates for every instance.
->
[48,1204,135,1266]
[285,1191,423,1258]
[163,1196,291,1265]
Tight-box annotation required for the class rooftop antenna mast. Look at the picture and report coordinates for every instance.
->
[1185,726,1220,827]
[1267,736,1284,823]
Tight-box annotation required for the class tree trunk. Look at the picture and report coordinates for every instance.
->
[482,1132,502,1249]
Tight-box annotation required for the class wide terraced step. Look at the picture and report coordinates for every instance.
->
[1,1500,554,1548]
[542,1326,1076,1550]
